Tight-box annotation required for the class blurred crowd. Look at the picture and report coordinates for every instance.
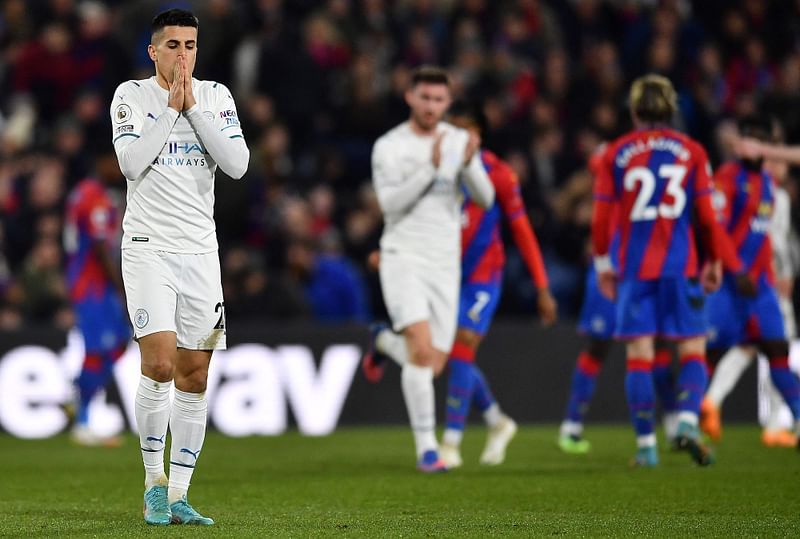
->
[3,0,800,329]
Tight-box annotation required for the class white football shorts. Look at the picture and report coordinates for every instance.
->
[379,250,459,353]
[121,249,227,350]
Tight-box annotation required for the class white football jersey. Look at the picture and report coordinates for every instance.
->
[371,121,492,267]
[771,185,793,279]
[110,76,248,253]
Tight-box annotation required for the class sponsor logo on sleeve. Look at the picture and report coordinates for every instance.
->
[115,124,134,135]
[219,109,239,126]
[115,104,132,124]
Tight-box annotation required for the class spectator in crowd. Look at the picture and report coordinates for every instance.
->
[286,233,370,324]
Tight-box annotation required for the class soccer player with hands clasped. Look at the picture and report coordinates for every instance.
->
[363,66,495,472]
[111,8,249,525]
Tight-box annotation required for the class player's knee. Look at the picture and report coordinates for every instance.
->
[175,366,209,393]
[431,350,449,377]
[677,336,705,358]
[410,349,435,368]
[626,337,654,359]
[142,358,174,383]
[408,341,437,368]
[455,329,481,351]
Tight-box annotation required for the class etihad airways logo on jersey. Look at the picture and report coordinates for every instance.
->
[152,141,209,167]
[167,141,207,155]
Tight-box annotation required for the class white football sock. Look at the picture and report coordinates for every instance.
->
[663,412,679,440]
[376,329,409,367]
[560,420,583,438]
[677,411,698,427]
[442,428,463,447]
[483,403,502,428]
[168,388,208,504]
[401,363,438,457]
[135,374,172,488]
[636,433,657,449]
[765,376,787,432]
[707,347,752,406]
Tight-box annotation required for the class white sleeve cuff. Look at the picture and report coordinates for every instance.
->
[183,103,201,117]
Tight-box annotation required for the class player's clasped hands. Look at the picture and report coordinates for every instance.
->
[168,57,195,112]
[431,130,480,170]
[463,131,480,165]
[168,59,184,112]
[432,132,445,168]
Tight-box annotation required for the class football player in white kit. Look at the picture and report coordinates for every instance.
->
[363,66,495,471]
[110,9,249,525]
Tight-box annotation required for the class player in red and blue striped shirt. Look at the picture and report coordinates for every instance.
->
[592,75,741,466]
[438,104,557,468]
[64,151,131,446]
[702,117,800,443]
[559,146,679,454]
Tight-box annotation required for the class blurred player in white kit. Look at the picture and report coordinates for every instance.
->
[363,66,495,472]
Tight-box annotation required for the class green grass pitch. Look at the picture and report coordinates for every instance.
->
[1,425,798,537]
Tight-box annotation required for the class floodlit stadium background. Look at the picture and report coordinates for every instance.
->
[2,0,800,437]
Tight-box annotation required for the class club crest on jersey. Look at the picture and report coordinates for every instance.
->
[115,104,132,124]
[134,309,149,329]
[590,315,607,334]
[203,111,214,121]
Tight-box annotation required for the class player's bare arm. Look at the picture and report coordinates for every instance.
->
[537,288,558,326]
[736,137,800,165]
[591,195,616,300]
